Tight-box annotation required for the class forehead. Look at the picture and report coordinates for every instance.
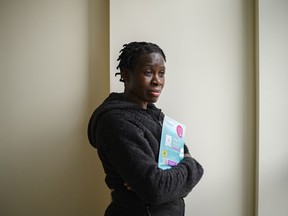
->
[134,52,165,67]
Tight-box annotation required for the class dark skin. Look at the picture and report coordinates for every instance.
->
[120,52,191,190]
[122,52,166,109]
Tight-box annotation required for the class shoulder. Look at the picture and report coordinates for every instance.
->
[98,109,143,133]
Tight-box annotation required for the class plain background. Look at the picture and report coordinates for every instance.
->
[110,0,255,215]
[0,0,110,215]
[258,0,288,215]
[0,0,287,215]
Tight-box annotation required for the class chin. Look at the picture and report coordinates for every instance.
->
[150,97,159,103]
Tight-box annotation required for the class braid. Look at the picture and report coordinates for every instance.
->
[115,41,166,82]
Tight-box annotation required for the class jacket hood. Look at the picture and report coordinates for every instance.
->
[87,92,159,149]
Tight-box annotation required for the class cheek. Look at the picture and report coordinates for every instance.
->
[131,77,149,89]
[140,77,151,86]
[161,78,165,86]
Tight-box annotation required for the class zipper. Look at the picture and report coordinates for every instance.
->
[146,204,152,216]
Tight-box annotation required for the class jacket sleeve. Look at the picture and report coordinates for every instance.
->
[98,113,204,205]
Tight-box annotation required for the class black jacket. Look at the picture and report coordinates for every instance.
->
[88,93,203,216]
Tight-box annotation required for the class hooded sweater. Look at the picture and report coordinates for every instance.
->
[88,93,203,215]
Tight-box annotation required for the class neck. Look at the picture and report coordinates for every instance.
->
[123,91,147,109]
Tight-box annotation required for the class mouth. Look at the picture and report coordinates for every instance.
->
[149,89,161,97]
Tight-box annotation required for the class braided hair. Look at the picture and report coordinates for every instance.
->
[115,41,166,82]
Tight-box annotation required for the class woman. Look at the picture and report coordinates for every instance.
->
[88,41,203,216]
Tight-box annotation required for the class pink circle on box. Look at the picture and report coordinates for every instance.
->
[176,125,183,138]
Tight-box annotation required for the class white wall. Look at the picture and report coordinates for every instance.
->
[110,0,255,215]
[258,0,288,215]
[0,0,110,215]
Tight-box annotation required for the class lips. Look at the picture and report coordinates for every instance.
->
[149,89,161,97]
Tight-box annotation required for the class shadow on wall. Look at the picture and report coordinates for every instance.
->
[0,0,110,216]
[87,0,111,215]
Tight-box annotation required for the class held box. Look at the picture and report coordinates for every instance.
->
[158,115,186,170]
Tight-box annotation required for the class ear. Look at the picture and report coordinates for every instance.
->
[121,69,129,83]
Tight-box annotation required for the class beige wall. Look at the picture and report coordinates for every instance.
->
[110,0,255,215]
[89,0,111,215]
[1,0,287,216]
[258,0,288,215]
[0,0,110,215]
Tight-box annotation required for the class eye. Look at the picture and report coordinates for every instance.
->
[158,70,165,78]
[144,70,153,76]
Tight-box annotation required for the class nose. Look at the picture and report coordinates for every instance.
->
[152,74,161,85]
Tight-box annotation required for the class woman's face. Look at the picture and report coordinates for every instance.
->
[123,52,166,109]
